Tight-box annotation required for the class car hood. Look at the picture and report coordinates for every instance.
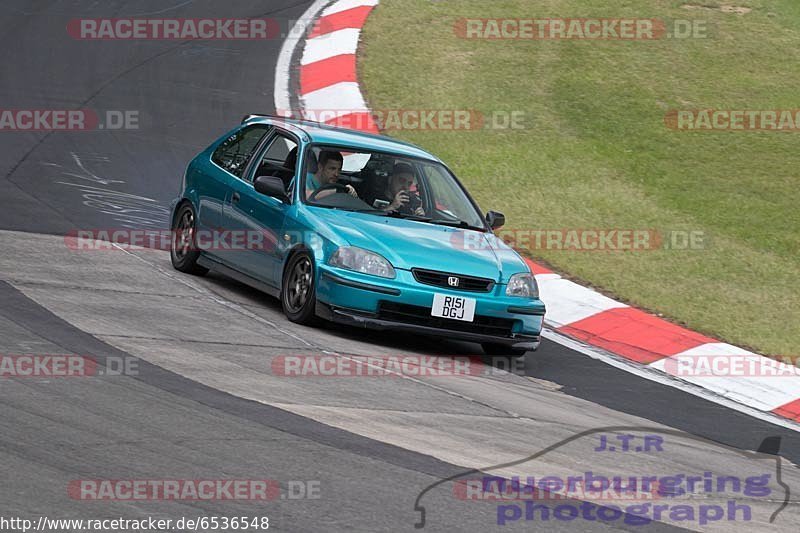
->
[305,208,528,283]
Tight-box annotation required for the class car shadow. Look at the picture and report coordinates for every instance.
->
[199,270,528,370]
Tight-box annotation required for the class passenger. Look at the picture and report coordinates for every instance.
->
[382,163,425,216]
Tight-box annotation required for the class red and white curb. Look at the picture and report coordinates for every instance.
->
[274,0,800,428]
[275,0,380,133]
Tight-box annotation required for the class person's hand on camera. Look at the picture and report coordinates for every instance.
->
[388,190,409,211]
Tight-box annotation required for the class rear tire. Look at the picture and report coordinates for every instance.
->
[281,251,320,326]
[481,342,527,358]
[170,203,208,276]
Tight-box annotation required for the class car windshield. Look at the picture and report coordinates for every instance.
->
[302,145,487,230]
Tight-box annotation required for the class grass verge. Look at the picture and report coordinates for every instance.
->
[360,0,800,356]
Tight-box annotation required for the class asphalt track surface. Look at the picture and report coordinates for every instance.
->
[1,1,799,531]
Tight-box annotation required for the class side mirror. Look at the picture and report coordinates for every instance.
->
[485,210,505,230]
[254,175,289,203]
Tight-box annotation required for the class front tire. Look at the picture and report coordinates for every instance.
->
[170,203,208,276]
[281,251,319,326]
[481,342,527,358]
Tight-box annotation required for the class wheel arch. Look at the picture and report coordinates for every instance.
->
[171,198,196,228]
[281,243,314,287]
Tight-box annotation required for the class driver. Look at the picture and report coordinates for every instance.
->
[382,162,425,216]
[306,150,358,200]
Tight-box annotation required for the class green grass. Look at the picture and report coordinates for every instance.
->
[360,0,800,356]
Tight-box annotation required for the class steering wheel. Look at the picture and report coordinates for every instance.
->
[308,183,349,201]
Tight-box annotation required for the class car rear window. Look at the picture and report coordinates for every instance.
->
[211,124,271,178]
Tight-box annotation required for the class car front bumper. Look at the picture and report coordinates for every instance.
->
[316,266,545,349]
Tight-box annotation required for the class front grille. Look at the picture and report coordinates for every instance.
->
[378,302,515,337]
[412,268,494,293]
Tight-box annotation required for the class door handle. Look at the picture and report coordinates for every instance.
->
[232,192,241,203]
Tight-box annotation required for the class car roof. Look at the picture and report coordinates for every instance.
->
[242,114,442,162]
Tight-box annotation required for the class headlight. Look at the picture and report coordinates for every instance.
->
[328,247,396,278]
[506,272,538,298]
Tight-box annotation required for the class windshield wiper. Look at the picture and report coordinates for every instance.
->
[384,210,432,222]
[353,209,466,227]
[354,208,431,221]
[429,218,487,232]
[350,208,390,216]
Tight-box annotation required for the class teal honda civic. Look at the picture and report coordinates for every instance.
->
[170,114,545,356]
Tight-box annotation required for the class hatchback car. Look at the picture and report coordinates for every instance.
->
[170,114,545,356]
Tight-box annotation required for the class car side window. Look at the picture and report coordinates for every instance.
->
[262,135,298,167]
[250,133,298,190]
[211,125,271,178]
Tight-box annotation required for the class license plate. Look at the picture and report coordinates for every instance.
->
[431,293,476,322]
